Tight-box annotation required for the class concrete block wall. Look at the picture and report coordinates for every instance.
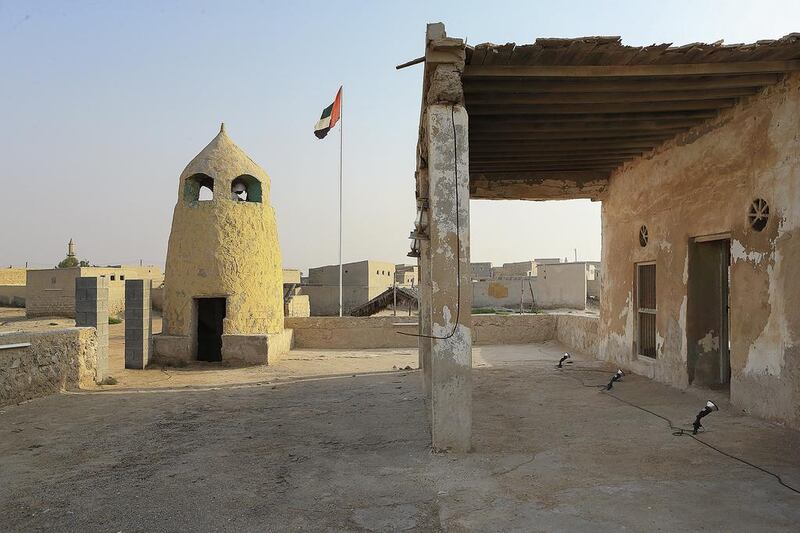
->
[75,277,109,382]
[125,280,151,369]
[26,269,80,317]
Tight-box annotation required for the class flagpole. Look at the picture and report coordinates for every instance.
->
[338,87,343,317]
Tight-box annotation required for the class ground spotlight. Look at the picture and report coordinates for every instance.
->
[605,369,625,390]
[557,353,571,368]
[692,400,719,434]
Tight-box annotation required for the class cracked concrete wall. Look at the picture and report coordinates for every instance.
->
[427,104,472,452]
[162,127,284,339]
[599,73,800,429]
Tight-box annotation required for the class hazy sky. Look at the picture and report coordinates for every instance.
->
[1,1,797,271]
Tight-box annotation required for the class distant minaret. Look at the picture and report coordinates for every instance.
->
[67,238,76,258]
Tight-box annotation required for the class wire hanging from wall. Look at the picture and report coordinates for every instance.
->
[399,105,461,340]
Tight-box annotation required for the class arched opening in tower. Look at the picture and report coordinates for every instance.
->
[231,174,262,203]
[184,173,214,202]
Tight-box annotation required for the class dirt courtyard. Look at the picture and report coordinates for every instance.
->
[1,319,799,531]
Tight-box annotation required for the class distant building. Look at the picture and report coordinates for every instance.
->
[471,260,602,311]
[26,265,164,318]
[301,260,397,315]
[394,264,418,286]
[470,262,492,280]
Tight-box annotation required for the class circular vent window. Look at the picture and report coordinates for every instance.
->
[639,225,649,247]
[748,198,769,232]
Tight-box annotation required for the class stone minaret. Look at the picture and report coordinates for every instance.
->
[156,124,286,365]
[67,238,76,258]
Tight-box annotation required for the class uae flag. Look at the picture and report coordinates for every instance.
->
[314,87,342,139]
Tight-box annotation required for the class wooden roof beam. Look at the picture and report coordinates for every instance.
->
[463,60,800,78]
[470,128,688,138]
[469,121,705,133]
[467,99,736,114]
[466,111,719,122]
[462,74,782,93]
[464,87,759,105]
[470,170,610,180]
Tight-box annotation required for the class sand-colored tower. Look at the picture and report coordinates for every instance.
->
[154,124,290,365]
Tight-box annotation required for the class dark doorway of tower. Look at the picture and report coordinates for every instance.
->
[687,236,731,391]
[197,297,226,362]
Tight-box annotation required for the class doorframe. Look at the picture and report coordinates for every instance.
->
[192,296,228,362]
[688,233,731,387]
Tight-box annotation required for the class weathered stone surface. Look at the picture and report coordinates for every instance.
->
[152,335,192,366]
[162,125,284,339]
[221,330,293,365]
[427,104,472,452]
[0,327,97,406]
[427,65,463,105]
[555,314,599,355]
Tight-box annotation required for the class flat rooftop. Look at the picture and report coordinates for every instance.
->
[1,340,798,531]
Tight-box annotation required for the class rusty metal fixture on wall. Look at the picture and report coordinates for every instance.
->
[408,198,430,258]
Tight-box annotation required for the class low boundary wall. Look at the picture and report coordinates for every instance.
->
[285,313,598,351]
[0,285,26,307]
[0,328,98,406]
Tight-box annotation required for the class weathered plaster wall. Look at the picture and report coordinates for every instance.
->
[473,279,535,309]
[556,314,599,356]
[286,314,584,349]
[599,73,800,428]
[285,317,419,349]
[472,264,589,310]
[0,327,97,406]
[284,295,310,317]
[472,314,556,345]
[162,128,284,337]
[535,263,589,309]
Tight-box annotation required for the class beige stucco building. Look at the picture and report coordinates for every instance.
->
[25,266,163,318]
[154,124,290,365]
[301,260,397,315]
[411,23,800,451]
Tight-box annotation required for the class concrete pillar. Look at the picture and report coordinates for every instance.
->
[427,104,472,452]
[418,234,433,399]
[125,279,152,369]
[75,276,109,383]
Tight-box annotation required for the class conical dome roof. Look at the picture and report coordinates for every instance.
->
[179,123,269,185]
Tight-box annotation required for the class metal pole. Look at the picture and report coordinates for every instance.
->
[338,88,343,317]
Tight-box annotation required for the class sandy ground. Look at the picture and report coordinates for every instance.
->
[2,308,800,531]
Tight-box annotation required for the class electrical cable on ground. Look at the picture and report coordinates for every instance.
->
[561,364,800,495]
[399,105,461,340]
[600,390,800,495]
